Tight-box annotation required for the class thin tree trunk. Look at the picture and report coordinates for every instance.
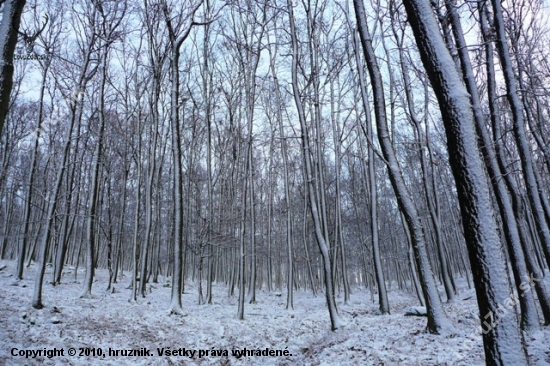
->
[161,1,204,313]
[329,78,350,304]
[267,36,295,308]
[81,40,109,299]
[488,0,550,270]
[237,157,248,319]
[17,59,49,280]
[350,19,390,314]
[288,0,340,330]
[354,0,448,332]
[32,34,94,308]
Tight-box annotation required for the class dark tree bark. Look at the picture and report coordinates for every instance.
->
[287,0,340,331]
[489,0,550,271]
[445,0,538,329]
[348,15,389,313]
[353,0,449,333]
[402,0,528,362]
[0,0,26,135]
[161,0,205,314]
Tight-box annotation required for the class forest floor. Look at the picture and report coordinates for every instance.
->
[1,260,549,366]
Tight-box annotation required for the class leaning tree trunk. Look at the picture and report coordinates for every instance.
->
[32,38,94,308]
[80,45,108,299]
[481,1,550,323]
[287,0,340,331]
[349,20,389,314]
[32,91,86,309]
[489,0,550,270]
[0,0,26,135]
[353,0,449,333]
[402,0,528,362]
[397,45,456,303]
[17,58,49,281]
[446,0,539,329]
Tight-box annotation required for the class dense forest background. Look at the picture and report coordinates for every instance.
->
[1,0,550,363]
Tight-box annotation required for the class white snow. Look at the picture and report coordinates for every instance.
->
[1,260,549,365]
[404,306,427,317]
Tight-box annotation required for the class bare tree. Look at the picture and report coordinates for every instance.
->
[32,0,99,308]
[81,0,126,299]
[161,0,206,314]
[344,3,389,313]
[0,0,26,134]
[353,0,449,333]
[402,0,528,362]
[287,0,340,331]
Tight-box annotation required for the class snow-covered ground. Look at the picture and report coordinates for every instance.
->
[1,260,549,365]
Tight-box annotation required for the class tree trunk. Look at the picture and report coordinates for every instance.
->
[403,0,528,361]
[0,0,26,135]
[288,0,340,331]
[489,0,550,271]
[161,0,204,314]
[446,0,539,329]
[354,0,448,333]
[17,59,49,280]
[81,40,109,299]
